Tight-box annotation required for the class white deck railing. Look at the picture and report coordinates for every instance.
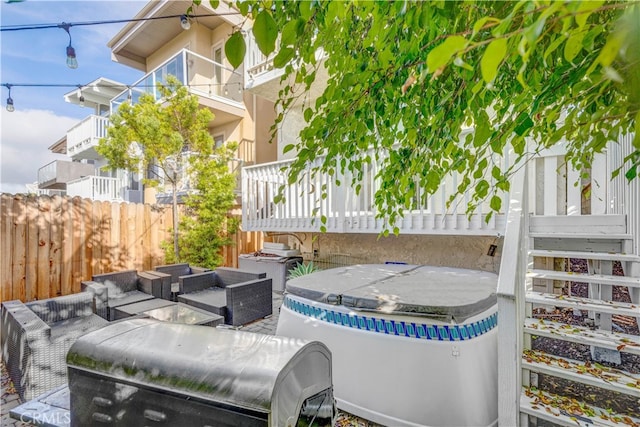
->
[66,115,110,158]
[243,134,637,240]
[66,176,124,202]
[245,33,276,79]
[528,135,638,255]
[242,149,510,235]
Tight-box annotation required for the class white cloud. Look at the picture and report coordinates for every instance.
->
[0,109,77,194]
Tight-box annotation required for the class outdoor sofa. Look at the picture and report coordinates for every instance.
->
[1,292,108,401]
[81,270,159,320]
[177,267,272,326]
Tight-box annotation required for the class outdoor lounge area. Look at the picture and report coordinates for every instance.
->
[0,265,274,409]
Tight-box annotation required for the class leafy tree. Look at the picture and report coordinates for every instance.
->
[220,0,639,232]
[163,143,240,269]
[98,76,227,261]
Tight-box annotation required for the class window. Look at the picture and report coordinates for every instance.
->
[212,44,224,95]
[214,134,224,148]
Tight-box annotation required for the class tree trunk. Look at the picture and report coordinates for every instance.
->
[172,183,179,261]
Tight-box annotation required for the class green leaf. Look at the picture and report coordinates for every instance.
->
[427,35,468,73]
[225,31,246,69]
[209,0,219,9]
[273,47,295,68]
[237,1,249,16]
[575,0,604,28]
[304,108,313,122]
[564,30,585,63]
[282,18,304,47]
[283,144,295,154]
[299,0,313,21]
[490,195,502,211]
[514,112,534,136]
[476,180,490,199]
[253,10,278,56]
[481,38,507,83]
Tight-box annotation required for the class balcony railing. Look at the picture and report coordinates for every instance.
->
[37,160,95,189]
[111,49,244,112]
[66,176,124,202]
[246,33,277,80]
[66,115,110,158]
[242,148,509,235]
[38,161,58,185]
[243,134,638,242]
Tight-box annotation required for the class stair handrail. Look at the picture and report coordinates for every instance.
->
[496,163,529,425]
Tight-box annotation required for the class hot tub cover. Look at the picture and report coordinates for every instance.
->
[286,264,497,322]
[67,319,332,424]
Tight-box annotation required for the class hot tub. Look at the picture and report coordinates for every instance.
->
[276,264,498,427]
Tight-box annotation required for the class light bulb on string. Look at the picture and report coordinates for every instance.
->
[180,15,191,30]
[78,85,85,107]
[5,84,14,112]
[60,23,78,69]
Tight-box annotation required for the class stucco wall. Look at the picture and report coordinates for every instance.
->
[278,232,503,273]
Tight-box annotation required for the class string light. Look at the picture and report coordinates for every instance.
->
[0,81,245,111]
[60,23,78,69]
[1,12,243,69]
[4,84,15,112]
[180,15,191,30]
[0,12,241,32]
[78,85,85,107]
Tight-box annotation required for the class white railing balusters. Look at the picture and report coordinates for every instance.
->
[66,176,124,202]
[242,153,507,234]
[66,115,110,158]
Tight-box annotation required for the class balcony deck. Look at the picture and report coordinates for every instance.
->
[111,49,245,125]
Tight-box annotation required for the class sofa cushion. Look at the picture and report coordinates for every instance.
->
[178,288,227,319]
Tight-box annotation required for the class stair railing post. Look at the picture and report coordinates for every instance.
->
[497,164,528,426]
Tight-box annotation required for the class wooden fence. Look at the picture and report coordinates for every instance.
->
[0,194,263,303]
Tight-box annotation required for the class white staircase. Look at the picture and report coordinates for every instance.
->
[520,215,640,426]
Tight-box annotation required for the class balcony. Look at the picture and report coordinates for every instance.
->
[111,49,245,125]
[242,153,508,235]
[244,34,328,103]
[66,176,137,202]
[65,115,110,161]
[37,160,95,190]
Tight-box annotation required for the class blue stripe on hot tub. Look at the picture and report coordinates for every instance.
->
[283,296,497,341]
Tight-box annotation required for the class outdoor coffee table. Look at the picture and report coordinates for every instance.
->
[112,299,176,320]
[143,302,223,327]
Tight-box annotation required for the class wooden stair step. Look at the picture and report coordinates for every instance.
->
[520,388,640,427]
[529,249,640,262]
[524,318,640,356]
[522,349,640,398]
[528,270,640,288]
[529,232,633,240]
[526,291,640,318]
[529,214,627,235]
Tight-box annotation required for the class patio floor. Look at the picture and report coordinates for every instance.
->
[1,292,379,427]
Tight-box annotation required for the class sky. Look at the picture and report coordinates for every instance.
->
[0,0,148,194]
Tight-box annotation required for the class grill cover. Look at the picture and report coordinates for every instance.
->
[67,319,333,426]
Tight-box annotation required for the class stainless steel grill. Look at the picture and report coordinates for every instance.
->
[67,319,335,426]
